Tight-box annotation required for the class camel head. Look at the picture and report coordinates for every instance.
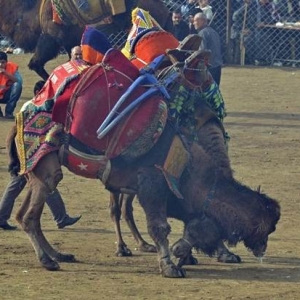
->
[242,189,281,258]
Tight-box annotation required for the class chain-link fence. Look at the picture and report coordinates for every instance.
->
[1,1,300,67]
[166,0,300,68]
[0,34,15,52]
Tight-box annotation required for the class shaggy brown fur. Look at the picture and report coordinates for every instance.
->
[0,0,173,79]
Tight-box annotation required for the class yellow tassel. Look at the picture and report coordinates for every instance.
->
[131,7,138,23]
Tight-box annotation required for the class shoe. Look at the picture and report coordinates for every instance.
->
[0,222,17,230]
[57,215,81,229]
[0,108,3,118]
[4,114,15,120]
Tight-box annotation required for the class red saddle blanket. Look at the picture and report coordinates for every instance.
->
[63,49,167,178]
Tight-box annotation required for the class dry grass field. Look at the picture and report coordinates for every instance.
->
[0,54,299,300]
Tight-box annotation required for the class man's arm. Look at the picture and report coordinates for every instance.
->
[198,30,209,51]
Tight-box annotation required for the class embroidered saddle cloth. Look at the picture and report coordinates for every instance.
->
[51,0,126,25]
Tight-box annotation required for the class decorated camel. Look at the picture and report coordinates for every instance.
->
[7,26,280,277]
[0,0,173,79]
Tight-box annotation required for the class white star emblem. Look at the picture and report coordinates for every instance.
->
[78,162,88,171]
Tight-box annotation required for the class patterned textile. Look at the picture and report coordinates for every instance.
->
[16,112,63,174]
[21,60,88,124]
[51,0,125,25]
[169,84,198,128]
[168,81,226,132]
[16,60,88,174]
[202,81,226,122]
[122,7,163,59]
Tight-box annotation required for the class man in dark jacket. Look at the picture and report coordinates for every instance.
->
[193,12,223,85]
[172,10,190,41]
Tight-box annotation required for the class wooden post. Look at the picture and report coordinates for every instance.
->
[240,3,248,66]
[226,0,232,64]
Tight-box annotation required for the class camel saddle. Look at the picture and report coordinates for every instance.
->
[51,0,126,25]
[61,49,168,178]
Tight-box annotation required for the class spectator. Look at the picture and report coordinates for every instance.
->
[230,0,256,64]
[254,0,280,65]
[0,80,81,231]
[0,51,22,119]
[197,0,214,21]
[187,8,203,34]
[231,0,281,65]
[70,45,83,61]
[193,12,223,85]
[33,80,46,95]
[172,9,190,40]
[181,0,198,21]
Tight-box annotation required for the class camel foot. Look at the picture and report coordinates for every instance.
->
[177,253,198,268]
[115,245,132,257]
[137,242,156,253]
[160,261,186,278]
[217,252,241,263]
[40,253,60,271]
[55,253,76,263]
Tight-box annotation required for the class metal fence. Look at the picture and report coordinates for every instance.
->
[1,0,300,67]
[166,0,300,68]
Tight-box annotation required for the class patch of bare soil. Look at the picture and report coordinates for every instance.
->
[0,55,299,300]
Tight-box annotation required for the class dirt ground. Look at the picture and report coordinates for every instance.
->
[0,55,299,300]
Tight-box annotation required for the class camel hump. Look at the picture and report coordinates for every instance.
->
[51,0,126,25]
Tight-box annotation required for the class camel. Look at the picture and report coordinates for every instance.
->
[6,47,280,277]
[106,39,241,264]
[0,0,173,79]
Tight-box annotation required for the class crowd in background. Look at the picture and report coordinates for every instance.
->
[168,0,300,66]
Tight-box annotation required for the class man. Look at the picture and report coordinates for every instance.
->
[0,80,81,230]
[193,12,223,85]
[230,0,255,64]
[197,0,213,21]
[181,0,198,21]
[172,10,190,41]
[70,46,83,61]
[253,0,280,65]
[0,51,22,119]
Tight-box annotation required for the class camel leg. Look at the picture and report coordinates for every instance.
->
[216,241,241,263]
[172,217,225,267]
[122,194,156,253]
[16,152,74,270]
[28,33,61,80]
[171,223,198,268]
[16,176,59,271]
[137,168,185,278]
[109,192,132,257]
